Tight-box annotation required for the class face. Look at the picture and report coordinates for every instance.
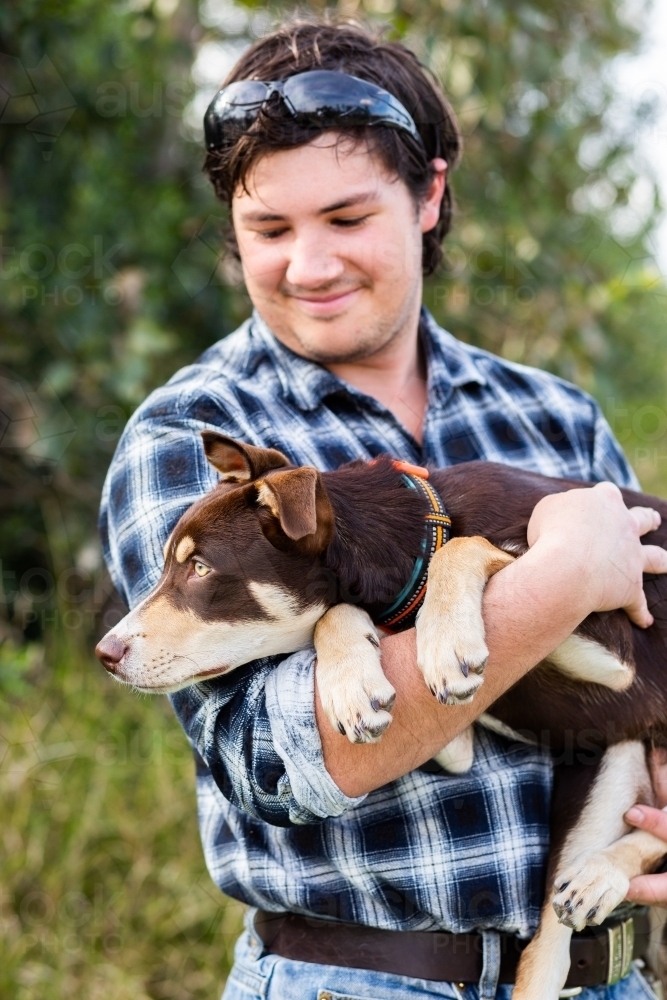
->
[95,437,334,693]
[232,135,445,364]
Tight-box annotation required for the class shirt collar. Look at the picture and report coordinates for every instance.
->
[250,307,486,413]
[419,307,487,405]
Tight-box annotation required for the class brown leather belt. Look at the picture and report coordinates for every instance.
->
[254,909,650,989]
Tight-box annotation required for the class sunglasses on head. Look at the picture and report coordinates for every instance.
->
[204,69,423,152]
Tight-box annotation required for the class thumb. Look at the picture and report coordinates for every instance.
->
[625,805,667,840]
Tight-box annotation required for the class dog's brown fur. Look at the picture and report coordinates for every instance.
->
[96,436,667,999]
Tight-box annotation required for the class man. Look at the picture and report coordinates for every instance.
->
[100,19,667,1000]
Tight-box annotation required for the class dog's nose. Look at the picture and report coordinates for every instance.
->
[95,634,127,674]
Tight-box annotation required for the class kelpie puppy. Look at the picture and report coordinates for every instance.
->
[96,433,667,1000]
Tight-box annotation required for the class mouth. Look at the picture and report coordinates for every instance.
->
[289,286,363,316]
[191,664,230,682]
[123,662,231,695]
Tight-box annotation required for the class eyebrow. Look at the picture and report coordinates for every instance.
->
[239,191,380,224]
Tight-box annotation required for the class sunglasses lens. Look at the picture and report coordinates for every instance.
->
[204,70,419,152]
[221,80,271,108]
[204,80,270,150]
[283,71,414,133]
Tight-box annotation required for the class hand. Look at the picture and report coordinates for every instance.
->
[625,748,667,904]
[527,482,667,628]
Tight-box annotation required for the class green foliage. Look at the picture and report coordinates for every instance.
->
[0,0,248,624]
[0,635,243,999]
[1,0,667,996]
[408,0,667,492]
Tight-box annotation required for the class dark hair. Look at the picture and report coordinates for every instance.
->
[203,17,462,275]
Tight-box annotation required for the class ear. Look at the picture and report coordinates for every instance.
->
[201,431,291,482]
[256,467,335,554]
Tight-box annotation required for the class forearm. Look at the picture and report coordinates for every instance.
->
[316,537,591,796]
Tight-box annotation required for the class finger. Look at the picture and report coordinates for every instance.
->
[625,804,667,838]
[642,543,667,575]
[648,749,667,808]
[629,505,661,536]
[624,589,654,628]
[626,872,667,905]
[649,745,667,768]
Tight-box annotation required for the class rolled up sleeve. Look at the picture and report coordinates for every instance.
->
[264,648,367,821]
[170,649,365,827]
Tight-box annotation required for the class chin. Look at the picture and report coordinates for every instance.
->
[290,316,395,364]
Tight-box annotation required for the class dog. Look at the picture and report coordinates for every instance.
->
[96,433,667,999]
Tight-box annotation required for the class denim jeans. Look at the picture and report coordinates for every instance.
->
[221,915,660,1000]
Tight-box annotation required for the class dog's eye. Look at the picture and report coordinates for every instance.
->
[193,560,211,578]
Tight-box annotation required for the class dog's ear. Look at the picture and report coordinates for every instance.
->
[201,432,290,482]
[256,468,335,555]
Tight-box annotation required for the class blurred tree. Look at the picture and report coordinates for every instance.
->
[0,0,246,647]
[1,0,666,635]
[1,2,667,997]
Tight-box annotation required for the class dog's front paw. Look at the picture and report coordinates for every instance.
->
[315,606,396,744]
[416,596,487,705]
[552,855,629,931]
[317,637,395,744]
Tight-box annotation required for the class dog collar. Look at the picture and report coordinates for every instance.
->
[373,462,451,634]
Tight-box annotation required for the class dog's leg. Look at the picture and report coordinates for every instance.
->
[546,633,635,691]
[433,726,475,774]
[314,604,396,744]
[553,820,667,931]
[513,904,574,1000]
[514,741,655,1000]
[416,537,514,705]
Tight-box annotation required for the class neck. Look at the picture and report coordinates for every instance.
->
[324,297,427,444]
[321,457,428,610]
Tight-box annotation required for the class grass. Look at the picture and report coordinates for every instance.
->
[0,632,244,1000]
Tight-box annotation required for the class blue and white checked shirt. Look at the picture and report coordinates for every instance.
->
[100,308,639,938]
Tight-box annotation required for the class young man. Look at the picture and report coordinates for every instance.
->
[100,20,667,1000]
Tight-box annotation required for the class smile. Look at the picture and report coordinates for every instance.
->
[290,287,362,315]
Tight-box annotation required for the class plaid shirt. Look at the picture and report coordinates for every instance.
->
[100,309,638,937]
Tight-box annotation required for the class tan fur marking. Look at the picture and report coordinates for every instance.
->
[256,481,280,518]
[162,531,174,560]
[315,604,395,744]
[102,587,327,693]
[513,904,573,1000]
[433,727,475,773]
[547,634,634,691]
[416,537,514,704]
[514,742,659,1000]
[175,535,195,563]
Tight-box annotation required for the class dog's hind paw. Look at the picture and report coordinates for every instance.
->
[552,855,629,932]
[314,605,396,744]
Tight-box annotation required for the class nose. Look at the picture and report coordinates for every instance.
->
[95,634,127,674]
[285,234,345,289]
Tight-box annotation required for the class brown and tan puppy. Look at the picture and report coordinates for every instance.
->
[96,434,667,999]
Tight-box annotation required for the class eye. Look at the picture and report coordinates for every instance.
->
[332,215,370,228]
[257,227,288,240]
[193,560,211,578]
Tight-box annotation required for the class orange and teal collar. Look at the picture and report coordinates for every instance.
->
[373,461,451,634]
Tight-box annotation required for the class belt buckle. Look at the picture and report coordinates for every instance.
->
[607,916,634,985]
